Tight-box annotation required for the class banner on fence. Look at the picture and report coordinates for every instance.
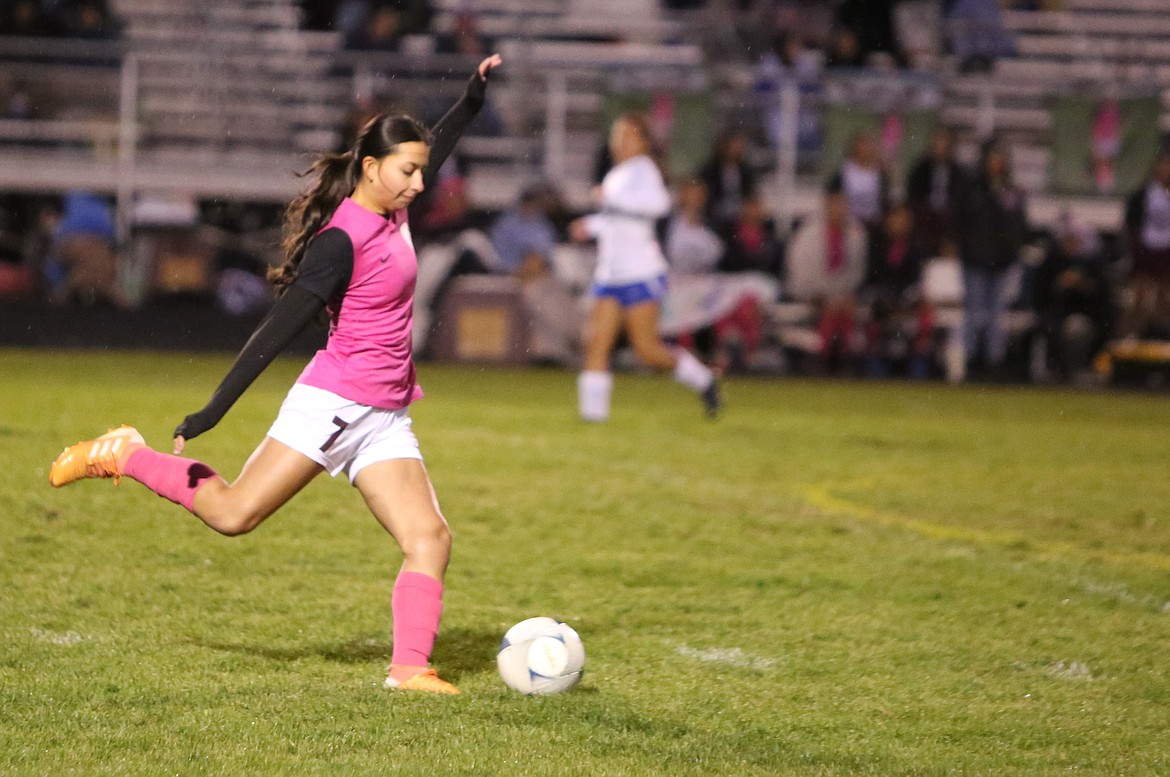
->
[1049,95,1162,197]
[819,105,940,194]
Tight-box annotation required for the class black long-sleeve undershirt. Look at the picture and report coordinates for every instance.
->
[423,69,486,190]
[173,225,357,442]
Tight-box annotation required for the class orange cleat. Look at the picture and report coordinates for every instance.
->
[383,666,461,695]
[49,425,145,488]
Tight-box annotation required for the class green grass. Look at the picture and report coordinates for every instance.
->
[2,348,1168,776]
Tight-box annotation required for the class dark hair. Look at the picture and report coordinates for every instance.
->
[271,113,432,292]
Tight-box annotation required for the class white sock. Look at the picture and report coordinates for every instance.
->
[672,349,714,392]
[577,370,613,422]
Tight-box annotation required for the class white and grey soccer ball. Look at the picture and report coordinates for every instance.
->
[497,617,585,695]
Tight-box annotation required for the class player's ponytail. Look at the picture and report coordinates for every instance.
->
[273,149,359,293]
[272,113,433,293]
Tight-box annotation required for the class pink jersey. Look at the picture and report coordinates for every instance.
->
[296,197,424,410]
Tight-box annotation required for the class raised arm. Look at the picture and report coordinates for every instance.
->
[172,229,354,453]
[422,54,502,190]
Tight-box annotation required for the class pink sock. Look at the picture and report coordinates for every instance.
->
[123,448,220,513]
[391,571,444,667]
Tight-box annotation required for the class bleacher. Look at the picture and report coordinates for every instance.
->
[0,0,715,221]
[938,0,1170,231]
[3,0,1169,375]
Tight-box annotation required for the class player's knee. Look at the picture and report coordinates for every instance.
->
[209,501,267,537]
[401,520,451,561]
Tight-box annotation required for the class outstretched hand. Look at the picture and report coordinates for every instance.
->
[172,408,216,455]
[477,53,503,80]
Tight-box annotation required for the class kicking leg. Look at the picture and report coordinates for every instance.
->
[50,426,322,536]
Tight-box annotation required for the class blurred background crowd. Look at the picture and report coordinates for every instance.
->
[2,0,1169,387]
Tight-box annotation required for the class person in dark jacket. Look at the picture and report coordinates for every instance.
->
[698,128,758,233]
[906,127,965,257]
[1034,211,1116,379]
[955,138,1029,376]
[1120,146,1170,339]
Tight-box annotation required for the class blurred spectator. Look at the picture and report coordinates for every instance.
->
[436,10,490,57]
[862,203,935,378]
[1,0,65,37]
[415,154,475,241]
[906,126,964,257]
[698,128,758,232]
[944,0,1016,73]
[766,30,819,77]
[824,25,864,69]
[663,176,721,362]
[1033,212,1116,380]
[0,0,120,39]
[719,195,781,278]
[664,177,778,373]
[334,0,370,39]
[955,139,1029,377]
[411,156,497,356]
[346,4,402,50]
[345,1,432,50]
[489,183,581,366]
[491,183,559,280]
[835,0,906,68]
[1121,146,1170,339]
[298,0,343,32]
[200,201,279,316]
[66,0,121,40]
[830,130,891,232]
[43,191,124,307]
[785,187,869,372]
[665,177,723,275]
[713,194,778,372]
[0,195,38,300]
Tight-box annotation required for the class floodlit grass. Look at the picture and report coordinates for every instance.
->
[2,348,1168,776]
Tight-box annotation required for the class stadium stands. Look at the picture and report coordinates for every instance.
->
[4,0,1170,383]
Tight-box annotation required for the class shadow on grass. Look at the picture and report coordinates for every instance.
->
[190,626,500,681]
[429,626,501,680]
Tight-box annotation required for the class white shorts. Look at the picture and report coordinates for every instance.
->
[267,383,422,483]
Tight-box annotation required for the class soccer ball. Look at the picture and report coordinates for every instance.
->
[497,617,585,695]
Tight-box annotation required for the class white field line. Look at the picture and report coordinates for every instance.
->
[675,644,777,670]
[28,627,87,646]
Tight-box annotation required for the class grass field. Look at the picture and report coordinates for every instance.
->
[2,348,1169,776]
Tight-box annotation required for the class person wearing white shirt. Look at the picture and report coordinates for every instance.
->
[570,114,721,422]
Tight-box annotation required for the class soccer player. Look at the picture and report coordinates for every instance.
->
[570,113,721,422]
[47,54,504,696]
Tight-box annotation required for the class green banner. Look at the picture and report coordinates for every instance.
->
[819,105,940,189]
[1049,95,1162,196]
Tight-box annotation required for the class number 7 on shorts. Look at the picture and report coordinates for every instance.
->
[320,416,350,452]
